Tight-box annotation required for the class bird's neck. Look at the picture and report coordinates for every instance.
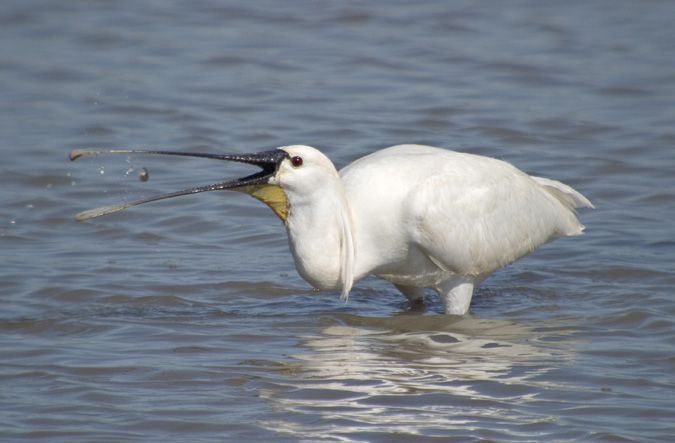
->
[284,181,355,299]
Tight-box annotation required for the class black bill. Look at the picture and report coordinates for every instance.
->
[70,148,290,221]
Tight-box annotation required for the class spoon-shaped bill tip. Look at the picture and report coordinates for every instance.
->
[75,201,135,221]
[70,149,144,161]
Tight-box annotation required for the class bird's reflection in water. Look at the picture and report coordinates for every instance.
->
[260,313,578,440]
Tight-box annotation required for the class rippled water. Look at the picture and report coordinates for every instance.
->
[2,0,674,441]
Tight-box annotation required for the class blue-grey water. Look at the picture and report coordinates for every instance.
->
[2,1,674,441]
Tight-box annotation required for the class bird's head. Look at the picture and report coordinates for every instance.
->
[274,145,341,199]
[69,145,336,223]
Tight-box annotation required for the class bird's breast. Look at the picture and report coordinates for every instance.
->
[285,210,345,291]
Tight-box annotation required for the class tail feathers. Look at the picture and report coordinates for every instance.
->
[531,175,593,237]
[531,176,595,210]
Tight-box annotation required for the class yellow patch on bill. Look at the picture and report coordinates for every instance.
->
[234,184,288,222]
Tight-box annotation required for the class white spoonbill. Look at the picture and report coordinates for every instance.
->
[70,144,593,314]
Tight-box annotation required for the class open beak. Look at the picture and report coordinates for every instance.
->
[70,148,290,222]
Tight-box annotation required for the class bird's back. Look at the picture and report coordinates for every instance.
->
[340,144,592,282]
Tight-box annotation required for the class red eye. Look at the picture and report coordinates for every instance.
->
[291,156,303,167]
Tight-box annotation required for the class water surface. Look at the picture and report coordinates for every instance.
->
[2,0,674,441]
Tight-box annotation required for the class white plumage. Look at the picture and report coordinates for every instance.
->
[279,144,592,314]
[72,144,593,314]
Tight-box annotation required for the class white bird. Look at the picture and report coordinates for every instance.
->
[71,144,593,314]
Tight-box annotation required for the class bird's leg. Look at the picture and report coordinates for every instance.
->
[436,277,482,315]
[394,284,427,309]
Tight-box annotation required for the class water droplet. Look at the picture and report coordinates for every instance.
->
[139,168,149,182]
